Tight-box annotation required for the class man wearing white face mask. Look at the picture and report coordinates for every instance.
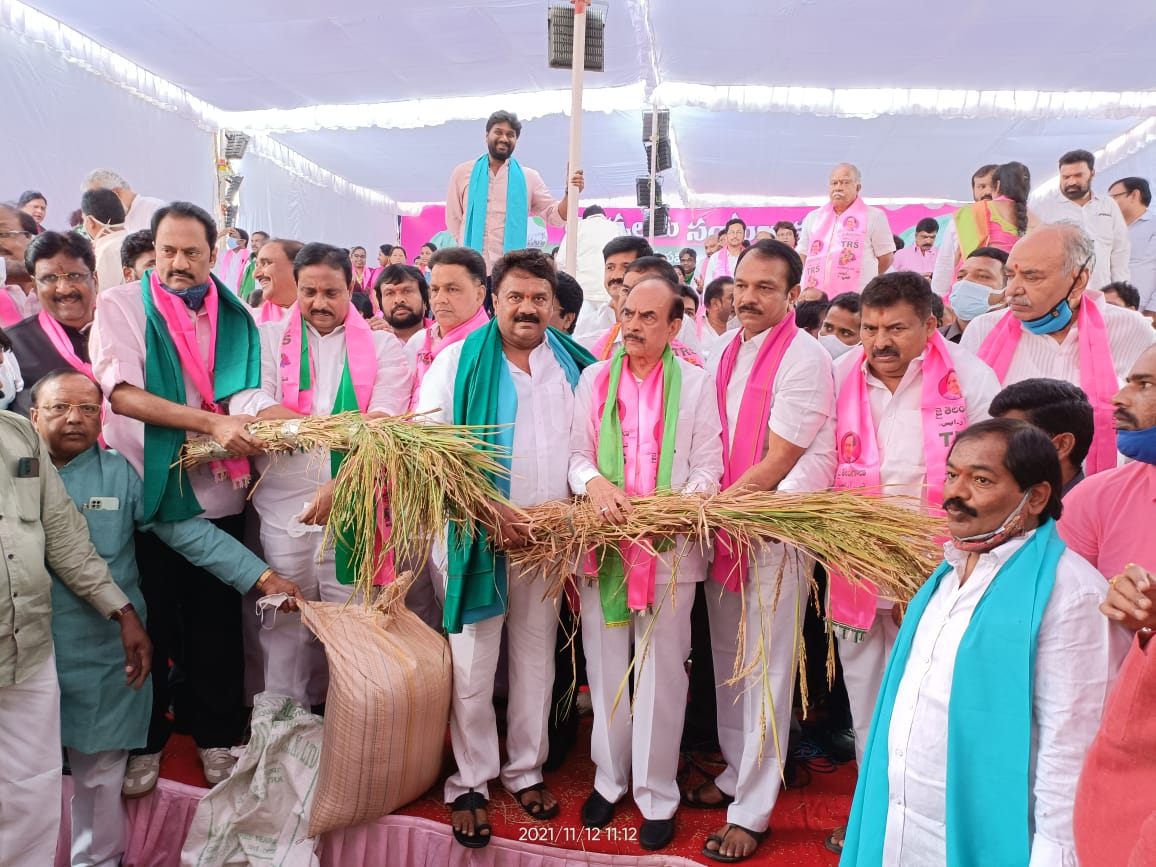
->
[946,246,1009,341]
[80,189,127,293]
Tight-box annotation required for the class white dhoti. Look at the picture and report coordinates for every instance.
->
[257,528,342,707]
[66,748,128,867]
[707,545,807,834]
[443,564,560,803]
[837,608,900,764]
[0,652,62,867]
[580,559,697,821]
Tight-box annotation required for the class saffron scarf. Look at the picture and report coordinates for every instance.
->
[843,521,1063,867]
[463,155,529,255]
[590,345,680,626]
[444,322,593,634]
[37,310,93,379]
[141,270,260,522]
[710,314,799,590]
[278,304,386,586]
[828,330,965,637]
[412,305,489,407]
[802,195,870,294]
[0,289,22,327]
[977,298,1118,474]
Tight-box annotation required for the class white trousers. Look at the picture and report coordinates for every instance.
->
[837,608,900,765]
[580,573,695,820]
[707,547,806,833]
[66,748,128,867]
[444,565,560,802]
[258,528,344,707]
[0,652,61,867]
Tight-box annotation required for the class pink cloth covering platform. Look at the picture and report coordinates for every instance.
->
[56,778,701,867]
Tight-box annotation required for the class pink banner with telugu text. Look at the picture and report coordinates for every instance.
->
[399,204,960,264]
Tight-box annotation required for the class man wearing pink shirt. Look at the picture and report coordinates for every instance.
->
[446,110,584,272]
[90,201,266,793]
[890,218,940,279]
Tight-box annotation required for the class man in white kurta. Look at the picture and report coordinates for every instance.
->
[417,250,593,844]
[231,244,411,706]
[841,419,1128,865]
[568,277,723,848]
[696,240,837,861]
[829,274,999,773]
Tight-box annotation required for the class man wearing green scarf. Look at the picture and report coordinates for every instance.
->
[842,419,1127,867]
[569,276,723,851]
[416,249,593,848]
[90,201,266,791]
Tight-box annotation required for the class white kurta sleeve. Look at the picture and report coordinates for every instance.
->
[1110,205,1132,284]
[567,366,601,494]
[367,330,414,415]
[682,371,724,494]
[414,344,459,424]
[931,219,959,298]
[230,321,282,416]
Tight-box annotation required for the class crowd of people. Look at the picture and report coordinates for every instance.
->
[3,107,1156,867]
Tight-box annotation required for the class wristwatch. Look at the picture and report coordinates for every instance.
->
[109,602,135,622]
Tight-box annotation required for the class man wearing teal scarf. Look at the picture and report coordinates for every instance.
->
[841,419,1126,867]
[568,277,723,851]
[416,250,593,848]
[446,110,584,272]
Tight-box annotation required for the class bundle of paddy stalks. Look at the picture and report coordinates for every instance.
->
[504,487,944,605]
[180,411,509,589]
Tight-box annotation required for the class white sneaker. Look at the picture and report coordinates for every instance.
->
[123,752,161,798]
[198,747,237,787]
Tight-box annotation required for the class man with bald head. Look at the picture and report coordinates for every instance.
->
[569,275,723,849]
[797,164,896,295]
[251,238,304,322]
[962,223,1155,476]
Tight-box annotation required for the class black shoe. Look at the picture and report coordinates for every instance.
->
[581,790,616,829]
[640,817,675,850]
[826,727,856,763]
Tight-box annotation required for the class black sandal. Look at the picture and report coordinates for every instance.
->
[702,823,767,863]
[450,791,492,848]
[680,779,735,809]
[513,782,561,821]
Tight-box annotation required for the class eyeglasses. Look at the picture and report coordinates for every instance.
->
[1110,191,1129,200]
[0,230,31,239]
[39,402,101,417]
[35,272,93,287]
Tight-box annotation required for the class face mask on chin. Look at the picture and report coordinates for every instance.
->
[951,488,1034,554]
[1117,425,1156,465]
[1021,254,1092,336]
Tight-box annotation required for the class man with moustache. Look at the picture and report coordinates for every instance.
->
[574,235,653,342]
[570,275,723,849]
[417,249,594,847]
[91,201,266,789]
[1034,150,1131,292]
[251,238,304,323]
[373,263,429,345]
[590,255,702,363]
[0,202,39,326]
[7,232,102,416]
[962,223,1155,476]
[232,243,410,705]
[119,230,156,285]
[406,246,490,406]
[841,419,1127,865]
[446,110,584,271]
[692,239,837,862]
[823,273,998,854]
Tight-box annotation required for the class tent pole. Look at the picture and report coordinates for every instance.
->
[563,0,587,277]
[647,103,658,246]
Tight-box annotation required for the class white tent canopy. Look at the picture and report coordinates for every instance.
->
[4,0,1156,236]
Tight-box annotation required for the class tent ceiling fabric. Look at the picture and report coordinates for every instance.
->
[19,0,1156,205]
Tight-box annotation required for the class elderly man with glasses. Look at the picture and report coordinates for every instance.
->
[5,231,103,415]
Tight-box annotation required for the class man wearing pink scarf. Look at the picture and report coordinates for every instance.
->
[405,246,490,409]
[569,276,723,850]
[250,238,303,323]
[693,240,837,863]
[797,164,896,295]
[231,243,411,706]
[962,224,1155,476]
[824,272,999,853]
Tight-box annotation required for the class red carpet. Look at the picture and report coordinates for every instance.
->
[161,717,853,865]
